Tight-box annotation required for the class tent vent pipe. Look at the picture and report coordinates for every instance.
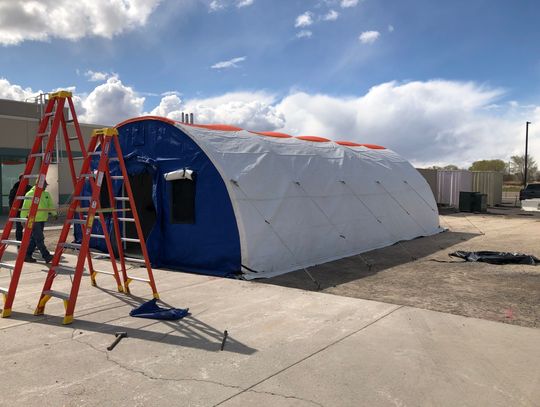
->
[190,113,194,124]
[181,112,185,123]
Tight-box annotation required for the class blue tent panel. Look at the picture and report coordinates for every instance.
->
[74,119,242,277]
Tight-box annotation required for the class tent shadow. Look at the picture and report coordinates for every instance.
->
[259,230,479,292]
[8,290,257,356]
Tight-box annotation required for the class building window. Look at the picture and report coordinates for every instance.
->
[170,178,195,224]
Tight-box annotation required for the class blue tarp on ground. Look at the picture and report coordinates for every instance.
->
[74,119,242,277]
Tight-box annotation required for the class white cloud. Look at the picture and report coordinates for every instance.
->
[174,91,286,130]
[323,10,339,21]
[211,56,246,69]
[0,77,40,100]
[84,70,116,82]
[275,81,534,167]
[236,0,254,7]
[209,0,225,12]
[0,0,162,46]
[79,77,144,125]
[295,11,314,28]
[2,76,539,168]
[359,30,380,44]
[340,0,359,8]
[209,0,254,11]
[296,30,313,39]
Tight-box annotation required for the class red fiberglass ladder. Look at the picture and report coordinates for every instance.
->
[0,91,87,317]
[35,127,159,324]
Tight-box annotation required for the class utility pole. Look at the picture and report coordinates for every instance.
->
[524,121,531,187]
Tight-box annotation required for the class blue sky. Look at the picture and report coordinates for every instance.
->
[1,0,539,166]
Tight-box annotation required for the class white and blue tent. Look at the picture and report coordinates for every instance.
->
[82,116,441,279]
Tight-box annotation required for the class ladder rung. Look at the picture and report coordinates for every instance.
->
[73,196,91,201]
[127,276,150,283]
[9,217,27,223]
[90,250,111,258]
[68,218,87,224]
[111,176,124,180]
[0,262,15,271]
[68,136,79,141]
[0,287,8,294]
[66,119,74,123]
[90,234,106,239]
[72,156,85,161]
[37,132,49,137]
[30,153,45,158]
[124,256,146,264]
[62,242,81,250]
[79,174,94,179]
[44,112,55,117]
[117,217,135,222]
[93,269,115,276]
[88,152,101,156]
[23,174,39,179]
[1,239,22,246]
[121,237,140,243]
[52,266,76,275]
[43,290,69,301]
[115,197,129,201]
[109,157,119,161]
[16,196,32,200]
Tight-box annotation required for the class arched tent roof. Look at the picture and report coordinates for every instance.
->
[115,116,441,279]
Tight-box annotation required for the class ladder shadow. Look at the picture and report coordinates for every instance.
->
[9,290,257,356]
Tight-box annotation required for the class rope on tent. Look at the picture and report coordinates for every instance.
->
[461,215,485,235]
[375,180,430,236]
[293,181,374,271]
[402,179,452,232]
[230,179,322,290]
[338,180,419,261]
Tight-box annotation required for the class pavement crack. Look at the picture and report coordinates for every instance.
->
[70,331,244,392]
[213,305,404,406]
[248,389,324,407]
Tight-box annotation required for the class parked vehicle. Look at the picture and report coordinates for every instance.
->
[519,183,540,200]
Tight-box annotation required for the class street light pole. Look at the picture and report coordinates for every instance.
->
[524,122,531,187]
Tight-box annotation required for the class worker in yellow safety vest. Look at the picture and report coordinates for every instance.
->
[20,180,58,263]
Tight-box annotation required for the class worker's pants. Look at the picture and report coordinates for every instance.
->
[26,222,51,260]
[15,219,23,242]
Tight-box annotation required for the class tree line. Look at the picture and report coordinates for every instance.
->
[429,155,538,184]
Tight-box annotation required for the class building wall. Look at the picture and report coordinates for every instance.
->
[0,98,102,214]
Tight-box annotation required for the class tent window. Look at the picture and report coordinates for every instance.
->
[170,179,195,224]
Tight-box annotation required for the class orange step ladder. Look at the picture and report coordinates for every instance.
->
[35,127,159,324]
[0,91,88,317]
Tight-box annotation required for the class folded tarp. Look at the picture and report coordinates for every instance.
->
[130,298,190,320]
[449,251,540,265]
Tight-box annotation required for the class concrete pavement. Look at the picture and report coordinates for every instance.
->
[0,248,538,407]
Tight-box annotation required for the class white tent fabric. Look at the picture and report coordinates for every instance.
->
[176,123,442,279]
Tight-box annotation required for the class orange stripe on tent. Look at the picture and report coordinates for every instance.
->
[296,136,331,142]
[185,123,243,131]
[358,144,385,149]
[336,141,386,149]
[115,117,386,149]
[115,115,176,128]
[250,131,292,138]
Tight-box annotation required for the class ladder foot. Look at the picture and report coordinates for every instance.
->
[152,292,160,300]
[1,308,11,318]
[63,315,74,325]
[34,307,45,316]
[117,285,124,293]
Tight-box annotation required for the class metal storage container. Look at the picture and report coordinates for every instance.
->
[471,171,503,207]
[437,170,473,208]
